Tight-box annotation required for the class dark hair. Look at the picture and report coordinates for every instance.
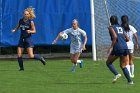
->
[110,15,119,25]
[121,15,130,31]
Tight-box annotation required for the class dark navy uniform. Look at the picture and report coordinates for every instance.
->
[18,18,34,48]
[110,24,129,56]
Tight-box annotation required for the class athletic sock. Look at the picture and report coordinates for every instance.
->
[107,63,118,75]
[34,54,46,65]
[130,64,134,75]
[34,54,42,60]
[122,67,132,82]
[126,65,131,76]
[77,60,81,63]
[72,63,76,72]
[18,57,24,70]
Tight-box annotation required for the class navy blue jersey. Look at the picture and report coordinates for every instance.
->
[19,18,32,38]
[110,24,128,51]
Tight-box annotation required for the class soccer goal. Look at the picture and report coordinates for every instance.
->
[91,0,140,60]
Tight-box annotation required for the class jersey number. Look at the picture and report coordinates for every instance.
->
[116,27,123,34]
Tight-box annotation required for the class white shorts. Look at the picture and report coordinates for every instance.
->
[70,46,82,54]
[127,41,134,49]
[129,49,134,54]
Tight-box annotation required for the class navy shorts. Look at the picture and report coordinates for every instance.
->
[111,49,129,56]
[18,37,34,48]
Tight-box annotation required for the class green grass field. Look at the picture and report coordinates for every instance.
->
[0,58,139,93]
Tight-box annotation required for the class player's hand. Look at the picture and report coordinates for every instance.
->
[11,29,16,32]
[135,44,139,49]
[107,47,113,54]
[82,45,86,51]
[52,40,57,44]
[27,30,31,34]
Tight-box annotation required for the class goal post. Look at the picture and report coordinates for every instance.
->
[90,0,97,61]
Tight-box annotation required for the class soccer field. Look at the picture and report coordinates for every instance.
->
[0,58,139,93]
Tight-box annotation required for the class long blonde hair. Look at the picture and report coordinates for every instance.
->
[24,7,36,19]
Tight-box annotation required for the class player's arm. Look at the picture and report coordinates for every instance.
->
[108,26,117,53]
[130,25,138,49]
[82,35,87,51]
[27,21,36,34]
[52,32,64,44]
[11,22,20,32]
[134,33,139,49]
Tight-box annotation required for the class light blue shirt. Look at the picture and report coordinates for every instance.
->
[63,28,86,49]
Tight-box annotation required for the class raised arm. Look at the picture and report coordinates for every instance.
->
[52,32,64,44]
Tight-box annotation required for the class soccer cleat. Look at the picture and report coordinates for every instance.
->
[19,68,24,71]
[112,74,121,83]
[71,67,76,72]
[79,60,83,68]
[41,57,46,65]
[72,69,75,72]
[130,74,134,78]
[128,81,134,85]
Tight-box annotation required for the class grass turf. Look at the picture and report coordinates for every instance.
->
[0,58,139,93]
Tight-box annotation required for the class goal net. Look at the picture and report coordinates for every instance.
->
[94,0,140,59]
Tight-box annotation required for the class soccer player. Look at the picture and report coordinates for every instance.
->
[121,15,139,78]
[106,15,133,84]
[12,7,46,71]
[52,19,87,72]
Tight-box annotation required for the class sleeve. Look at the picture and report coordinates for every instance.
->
[63,28,71,34]
[129,25,137,34]
[79,28,86,36]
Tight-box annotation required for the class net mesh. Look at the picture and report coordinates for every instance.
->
[94,0,140,59]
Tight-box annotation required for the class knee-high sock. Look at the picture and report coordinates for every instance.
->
[34,54,42,61]
[126,65,131,76]
[18,57,24,69]
[107,63,118,75]
[122,67,132,82]
[77,60,81,63]
[130,64,134,75]
[72,63,76,71]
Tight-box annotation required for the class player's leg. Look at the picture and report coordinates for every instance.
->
[26,37,46,65]
[74,53,83,68]
[17,47,24,71]
[120,55,133,84]
[27,47,46,65]
[125,54,131,77]
[77,59,83,68]
[75,47,83,68]
[106,54,119,76]
[70,53,81,72]
[74,53,81,63]
[129,52,134,78]
[77,53,83,68]
[106,55,121,83]
[70,54,77,72]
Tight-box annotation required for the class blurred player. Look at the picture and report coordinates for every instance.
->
[106,15,133,84]
[12,7,46,71]
[52,19,87,72]
[121,15,139,78]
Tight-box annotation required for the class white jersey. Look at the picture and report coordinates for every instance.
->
[63,28,86,53]
[126,25,137,49]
